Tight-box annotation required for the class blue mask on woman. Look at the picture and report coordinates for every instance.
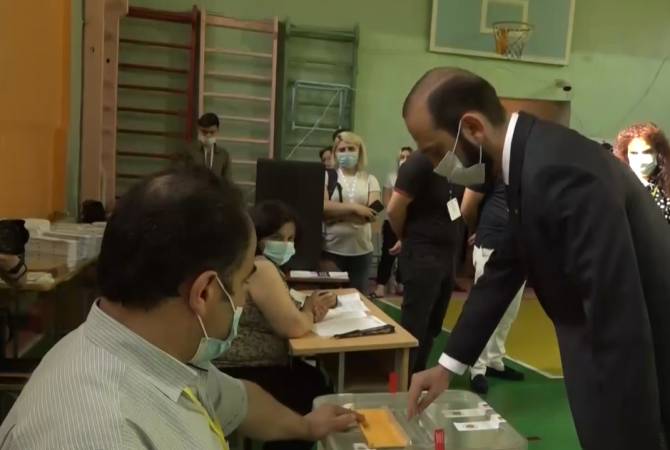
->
[337,152,359,169]
[263,240,296,266]
[189,275,242,368]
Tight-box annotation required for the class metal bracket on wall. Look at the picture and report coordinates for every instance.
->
[289,80,352,133]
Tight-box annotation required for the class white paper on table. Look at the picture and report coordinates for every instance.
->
[329,271,349,279]
[313,314,386,337]
[453,414,506,431]
[289,289,307,307]
[289,270,319,278]
[336,292,368,310]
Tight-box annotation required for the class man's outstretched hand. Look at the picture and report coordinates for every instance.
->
[407,365,452,418]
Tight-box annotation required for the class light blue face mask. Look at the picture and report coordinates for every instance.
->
[337,152,359,169]
[189,275,242,368]
[263,240,296,266]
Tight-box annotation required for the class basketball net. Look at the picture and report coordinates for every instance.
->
[493,21,533,59]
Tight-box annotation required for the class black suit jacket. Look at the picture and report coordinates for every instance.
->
[445,113,670,450]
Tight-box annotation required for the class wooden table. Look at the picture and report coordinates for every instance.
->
[0,256,97,359]
[289,289,417,393]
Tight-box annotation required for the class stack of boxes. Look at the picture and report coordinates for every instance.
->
[24,221,106,268]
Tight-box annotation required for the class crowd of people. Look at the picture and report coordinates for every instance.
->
[2,69,670,449]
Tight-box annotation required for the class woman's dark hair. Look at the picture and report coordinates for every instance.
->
[614,122,670,194]
[319,146,332,159]
[249,200,300,254]
[97,166,251,309]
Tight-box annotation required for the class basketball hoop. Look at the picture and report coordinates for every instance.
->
[493,21,533,59]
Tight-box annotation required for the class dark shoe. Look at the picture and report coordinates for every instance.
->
[470,374,488,394]
[487,366,525,381]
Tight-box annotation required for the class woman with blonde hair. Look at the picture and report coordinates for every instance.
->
[322,132,381,292]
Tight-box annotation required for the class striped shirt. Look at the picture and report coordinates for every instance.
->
[0,302,248,449]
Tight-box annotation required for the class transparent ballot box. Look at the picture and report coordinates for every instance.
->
[314,390,527,450]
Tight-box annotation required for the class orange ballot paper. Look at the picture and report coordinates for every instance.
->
[358,409,409,449]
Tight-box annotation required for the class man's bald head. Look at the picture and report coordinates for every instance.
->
[403,67,506,136]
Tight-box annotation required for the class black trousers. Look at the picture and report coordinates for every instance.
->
[223,359,333,450]
[376,221,401,285]
[399,244,454,374]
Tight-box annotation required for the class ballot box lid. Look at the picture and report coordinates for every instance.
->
[314,390,527,450]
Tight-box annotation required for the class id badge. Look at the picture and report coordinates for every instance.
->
[447,198,461,221]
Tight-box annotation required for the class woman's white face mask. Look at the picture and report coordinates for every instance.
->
[628,137,657,179]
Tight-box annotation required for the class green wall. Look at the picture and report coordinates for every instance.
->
[72,0,670,190]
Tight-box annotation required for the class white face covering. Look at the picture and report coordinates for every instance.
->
[433,119,486,186]
[199,135,216,147]
[629,153,657,178]
[628,138,658,181]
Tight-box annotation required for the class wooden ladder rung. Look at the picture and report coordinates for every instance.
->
[218,137,269,145]
[118,106,186,117]
[205,71,272,83]
[119,38,190,50]
[117,128,184,139]
[119,63,188,75]
[204,92,271,102]
[205,48,272,59]
[117,150,173,160]
[231,159,258,165]
[118,84,187,95]
[219,115,270,124]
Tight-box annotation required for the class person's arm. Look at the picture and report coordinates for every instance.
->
[247,259,316,338]
[323,187,375,221]
[387,191,412,238]
[407,221,526,417]
[461,188,485,233]
[382,186,393,207]
[238,381,359,442]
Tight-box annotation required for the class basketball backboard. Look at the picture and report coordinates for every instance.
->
[430,0,576,65]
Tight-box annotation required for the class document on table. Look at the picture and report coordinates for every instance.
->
[313,292,384,337]
[288,270,349,279]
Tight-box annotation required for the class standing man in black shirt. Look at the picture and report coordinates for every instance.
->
[461,181,525,394]
[388,151,459,374]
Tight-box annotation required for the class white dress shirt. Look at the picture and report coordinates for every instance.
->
[438,112,520,375]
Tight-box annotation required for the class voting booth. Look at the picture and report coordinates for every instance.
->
[315,390,527,450]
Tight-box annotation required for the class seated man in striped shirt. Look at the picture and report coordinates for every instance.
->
[0,166,359,450]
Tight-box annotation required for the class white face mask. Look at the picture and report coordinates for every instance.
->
[189,275,242,369]
[629,153,657,178]
[199,135,217,147]
[433,119,486,186]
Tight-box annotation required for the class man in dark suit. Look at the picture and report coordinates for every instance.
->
[402,67,669,450]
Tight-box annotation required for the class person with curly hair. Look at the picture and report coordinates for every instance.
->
[615,122,670,223]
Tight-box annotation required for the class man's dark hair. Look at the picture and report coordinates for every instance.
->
[198,112,220,129]
[403,67,506,135]
[319,146,332,159]
[98,166,251,309]
[250,200,300,254]
[332,128,349,142]
[400,146,413,153]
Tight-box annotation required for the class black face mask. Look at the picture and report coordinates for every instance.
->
[0,220,30,255]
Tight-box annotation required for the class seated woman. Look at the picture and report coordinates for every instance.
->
[322,132,381,292]
[615,122,670,224]
[217,200,336,450]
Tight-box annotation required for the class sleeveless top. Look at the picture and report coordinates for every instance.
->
[215,257,291,368]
